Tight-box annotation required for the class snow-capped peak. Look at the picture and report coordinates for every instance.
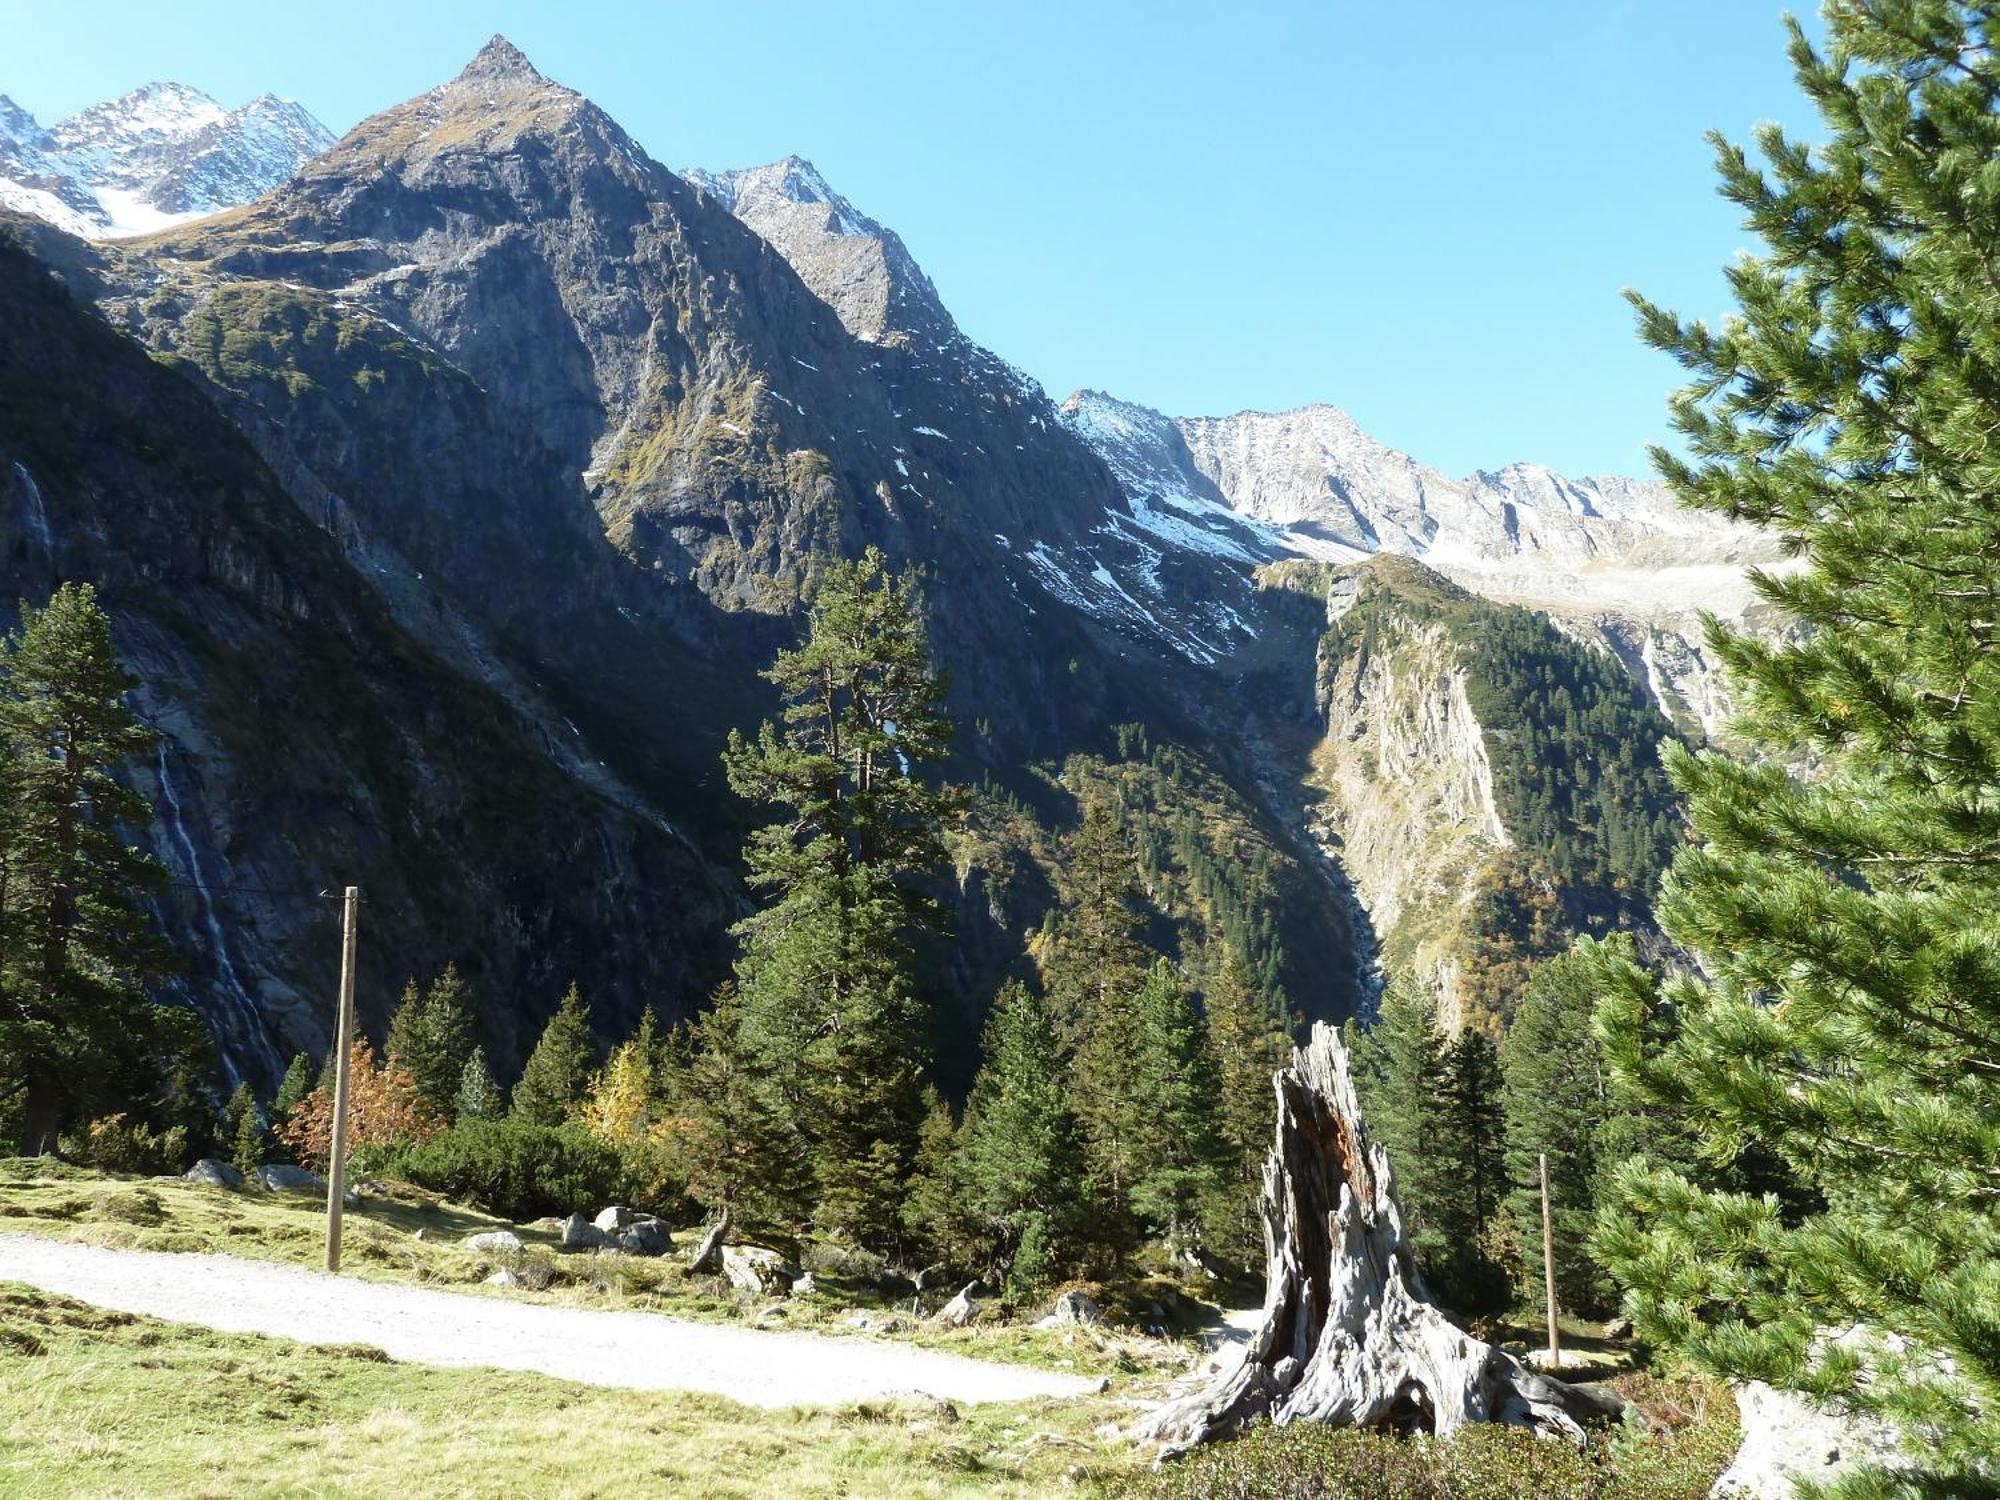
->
[0,79,333,238]
[685,154,950,343]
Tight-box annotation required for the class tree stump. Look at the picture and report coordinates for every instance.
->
[1135,1022,1624,1455]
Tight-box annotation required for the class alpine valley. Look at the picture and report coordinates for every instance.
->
[0,37,1778,1087]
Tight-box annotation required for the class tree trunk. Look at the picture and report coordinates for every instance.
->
[689,1206,731,1275]
[1135,1022,1624,1456]
[20,1070,62,1156]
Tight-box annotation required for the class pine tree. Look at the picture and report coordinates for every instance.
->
[1352,975,1448,1237]
[721,549,954,1245]
[954,982,1086,1291]
[509,984,596,1127]
[0,583,177,1151]
[1501,939,1631,1316]
[1431,1029,1508,1312]
[1587,5,2000,1478]
[1202,945,1293,1267]
[1051,799,1153,1249]
[220,1080,254,1155]
[384,964,475,1121]
[229,1086,267,1177]
[1127,961,1227,1251]
[666,984,813,1237]
[269,1052,315,1165]
[453,1047,502,1121]
[902,1087,978,1270]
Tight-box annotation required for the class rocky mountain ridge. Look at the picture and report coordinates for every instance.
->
[0,81,331,238]
[0,35,1764,1079]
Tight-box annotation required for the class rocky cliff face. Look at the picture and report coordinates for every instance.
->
[0,83,331,238]
[1059,390,1785,740]
[1268,555,1682,1031]
[0,35,1752,1077]
[0,235,730,1089]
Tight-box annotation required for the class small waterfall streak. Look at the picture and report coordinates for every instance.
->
[11,462,54,559]
[154,740,279,1089]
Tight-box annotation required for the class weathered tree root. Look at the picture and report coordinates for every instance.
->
[1134,1022,1626,1456]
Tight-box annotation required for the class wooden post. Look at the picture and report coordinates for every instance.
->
[1540,1151,1561,1367]
[324,886,359,1274]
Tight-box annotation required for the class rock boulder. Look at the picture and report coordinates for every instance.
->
[185,1158,243,1190]
[255,1164,324,1194]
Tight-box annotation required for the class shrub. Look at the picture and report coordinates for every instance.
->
[57,1115,189,1176]
[372,1118,626,1221]
[279,1039,443,1171]
[1129,1392,1736,1500]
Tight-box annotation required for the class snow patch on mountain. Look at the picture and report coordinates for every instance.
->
[0,83,333,238]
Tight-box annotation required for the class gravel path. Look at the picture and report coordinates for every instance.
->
[0,1233,1095,1408]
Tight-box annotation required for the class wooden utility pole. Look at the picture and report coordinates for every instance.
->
[1539,1151,1561,1367]
[324,886,359,1274]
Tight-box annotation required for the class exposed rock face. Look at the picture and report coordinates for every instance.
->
[185,1158,244,1189]
[1059,389,1786,740]
[255,1164,324,1194]
[0,232,728,1089]
[0,83,332,238]
[1710,1381,1911,1498]
[685,155,948,345]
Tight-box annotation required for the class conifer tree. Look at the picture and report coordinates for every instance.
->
[1431,1029,1509,1311]
[575,1032,657,1147]
[1589,5,2000,1478]
[1127,960,1227,1251]
[229,1086,267,1177]
[453,1047,502,1121]
[269,1052,315,1165]
[902,1087,978,1269]
[1051,799,1153,1247]
[384,964,475,1121]
[954,981,1085,1291]
[0,583,177,1151]
[668,985,813,1236]
[509,984,596,1127]
[721,549,954,1245]
[1202,946,1293,1266]
[1353,975,1448,1236]
[1501,939,1631,1315]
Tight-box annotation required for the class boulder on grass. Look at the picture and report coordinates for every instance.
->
[185,1158,243,1190]
[255,1164,324,1195]
[1037,1289,1102,1329]
[620,1220,670,1257]
[933,1281,981,1329]
[593,1206,633,1233]
[560,1213,607,1251]
[463,1230,523,1256]
[721,1244,800,1295]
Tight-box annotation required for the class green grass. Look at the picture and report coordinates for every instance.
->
[0,1282,1136,1499]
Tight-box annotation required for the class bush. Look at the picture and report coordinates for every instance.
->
[370,1118,626,1221]
[57,1115,189,1176]
[1130,1394,1736,1500]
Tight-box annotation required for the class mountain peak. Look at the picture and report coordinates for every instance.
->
[456,35,545,86]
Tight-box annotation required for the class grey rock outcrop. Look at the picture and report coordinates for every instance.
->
[560,1213,607,1250]
[619,1221,670,1257]
[185,1158,243,1189]
[720,1245,800,1296]
[463,1230,524,1256]
[1710,1381,1910,1498]
[255,1164,323,1194]
[932,1282,981,1329]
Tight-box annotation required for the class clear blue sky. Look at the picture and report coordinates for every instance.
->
[4,0,1821,479]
